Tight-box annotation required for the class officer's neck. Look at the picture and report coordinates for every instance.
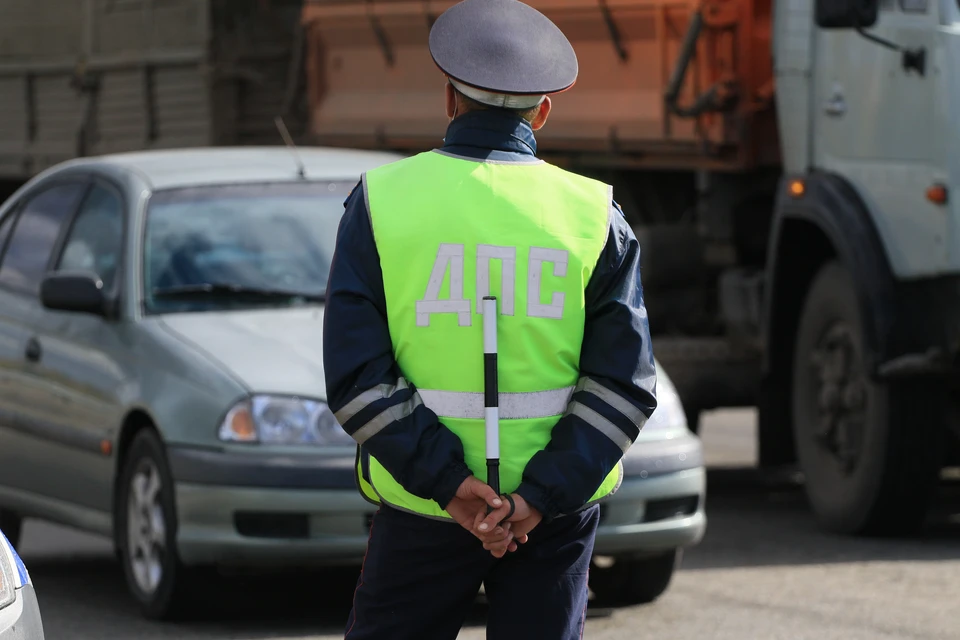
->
[442,109,538,157]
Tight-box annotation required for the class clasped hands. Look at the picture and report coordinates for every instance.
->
[447,476,543,558]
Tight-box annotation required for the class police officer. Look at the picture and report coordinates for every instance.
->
[322,0,658,637]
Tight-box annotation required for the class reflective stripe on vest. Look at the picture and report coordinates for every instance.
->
[418,386,572,420]
[342,380,641,453]
[360,149,622,519]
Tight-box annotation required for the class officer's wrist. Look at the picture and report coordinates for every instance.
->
[515,481,557,523]
[433,461,472,510]
[510,493,541,520]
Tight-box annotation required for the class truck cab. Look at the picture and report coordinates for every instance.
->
[777,0,950,278]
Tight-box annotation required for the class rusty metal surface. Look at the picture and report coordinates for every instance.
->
[301,0,780,171]
[0,0,311,180]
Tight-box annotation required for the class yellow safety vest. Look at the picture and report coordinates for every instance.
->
[356,149,621,519]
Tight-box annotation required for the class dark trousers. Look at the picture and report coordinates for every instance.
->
[343,504,600,640]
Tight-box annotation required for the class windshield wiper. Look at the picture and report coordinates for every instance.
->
[152,283,325,302]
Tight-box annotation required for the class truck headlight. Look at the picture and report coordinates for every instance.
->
[218,395,354,446]
[0,533,17,610]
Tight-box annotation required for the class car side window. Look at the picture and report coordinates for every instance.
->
[56,184,124,291]
[0,183,87,294]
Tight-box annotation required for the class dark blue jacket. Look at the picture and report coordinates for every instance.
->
[322,109,657,521]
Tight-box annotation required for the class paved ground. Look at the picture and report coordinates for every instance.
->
[15,409,960,639]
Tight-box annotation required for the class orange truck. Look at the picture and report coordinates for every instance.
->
[302,0,960,537]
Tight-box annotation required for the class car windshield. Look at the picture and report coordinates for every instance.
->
[142,181,352,314]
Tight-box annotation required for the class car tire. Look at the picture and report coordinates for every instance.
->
[116,429,201,620]
[589,550,680,607]
[792,261,942,536]
[0,509,22,550]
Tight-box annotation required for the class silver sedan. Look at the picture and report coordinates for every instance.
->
[0,146,704,620]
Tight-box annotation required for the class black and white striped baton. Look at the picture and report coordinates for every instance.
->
[482,296,514,520]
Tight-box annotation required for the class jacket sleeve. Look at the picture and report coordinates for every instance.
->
[322,178,471,510]
[515,199,658,521]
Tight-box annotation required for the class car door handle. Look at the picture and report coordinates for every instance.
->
[24,337,42,363]
[823,95,846,117]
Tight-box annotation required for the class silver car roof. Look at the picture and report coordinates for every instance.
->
[55,146,407,190]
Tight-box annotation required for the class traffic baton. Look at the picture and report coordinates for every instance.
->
[482,296,514,521]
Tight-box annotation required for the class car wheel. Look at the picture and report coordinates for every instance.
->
[589,549,680,607]
[0,509,22,549]
[116,429,199,620]
[792,261,942,536]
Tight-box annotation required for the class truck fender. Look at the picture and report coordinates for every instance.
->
[761,171,898,378]
[756,171,898,468]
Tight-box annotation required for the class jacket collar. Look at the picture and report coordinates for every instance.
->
[441,110,538,157]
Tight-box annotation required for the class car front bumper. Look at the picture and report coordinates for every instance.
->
[593,434,707,557]
[169,434,707,568]
[594,468,706,557]
[0,584,45,640]
[169,447,375,568]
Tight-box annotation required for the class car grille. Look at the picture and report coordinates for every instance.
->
[644,495,700,522]
[234,512,310,539]
[598,494,700,525]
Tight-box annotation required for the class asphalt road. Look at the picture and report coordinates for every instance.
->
[16,409,960,640]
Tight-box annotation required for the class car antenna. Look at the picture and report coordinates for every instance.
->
[274,116,306,180]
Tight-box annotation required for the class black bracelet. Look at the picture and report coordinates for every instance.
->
[497,493,516,526]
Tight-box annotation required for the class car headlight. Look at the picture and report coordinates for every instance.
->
[218,395,354,446]
[0,533,17,610]
[642,364,689,431]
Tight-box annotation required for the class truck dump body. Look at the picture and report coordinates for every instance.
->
[302,0,780,171]
[0,0,309,181]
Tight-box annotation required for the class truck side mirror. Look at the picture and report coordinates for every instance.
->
[815,0,879,29]
[814,0,925,75]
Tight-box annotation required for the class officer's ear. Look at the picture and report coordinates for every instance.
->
[529,96,552,131]
[445,82,458,120]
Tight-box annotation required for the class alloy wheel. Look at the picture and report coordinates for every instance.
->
[126,460,167,595]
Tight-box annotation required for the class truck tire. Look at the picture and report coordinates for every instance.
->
[791,261,942,536]
[589,550,680,607]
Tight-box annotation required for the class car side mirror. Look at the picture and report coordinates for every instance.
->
[40,272,108,316]
[815,0,879,29]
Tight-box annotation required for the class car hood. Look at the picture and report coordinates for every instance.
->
[158,306,328,398]
[157,308,697,445]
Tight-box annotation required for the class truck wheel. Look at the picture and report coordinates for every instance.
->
[116,429,201,620]
[589,550,680,607]
[792,261,941,536]
[0,509,22,550]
